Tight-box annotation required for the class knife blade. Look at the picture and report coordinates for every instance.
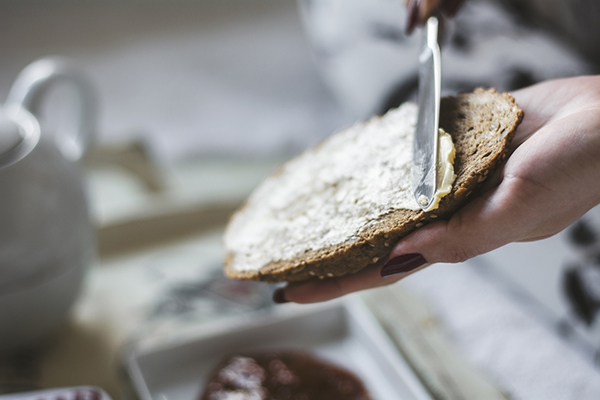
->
[412,16,442,211]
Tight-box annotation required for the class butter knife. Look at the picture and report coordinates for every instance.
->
[412,16,441,211]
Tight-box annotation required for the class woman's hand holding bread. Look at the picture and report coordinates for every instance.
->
[224,89,523,286]
[280,76,600,304]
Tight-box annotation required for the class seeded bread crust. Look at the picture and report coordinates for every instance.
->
[224,88,523,282]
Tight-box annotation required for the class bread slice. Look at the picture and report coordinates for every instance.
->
[223,88,523,282]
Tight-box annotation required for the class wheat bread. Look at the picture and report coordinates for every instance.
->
[223,88,523,282]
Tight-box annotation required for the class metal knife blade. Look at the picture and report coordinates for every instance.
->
[412,16,441,211]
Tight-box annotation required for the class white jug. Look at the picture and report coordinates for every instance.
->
[0,57,96,354]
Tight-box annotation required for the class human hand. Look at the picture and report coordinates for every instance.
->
[405,0,466,34]
[274,76,600,304]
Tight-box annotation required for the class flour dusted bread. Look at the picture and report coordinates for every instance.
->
[223,88,523,282]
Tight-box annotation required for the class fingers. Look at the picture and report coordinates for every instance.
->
[405,0,421,35]
[510,76,600,147]
[277,76,600,306]
[391,179,538,265]
[419,0,442,20]
[279,178,529,304]
[405,0,466,34]
[406,0,441,35]
[280,259,430,304]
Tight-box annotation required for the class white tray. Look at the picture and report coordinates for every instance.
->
[0,387,112,400]
[126,298,432,400]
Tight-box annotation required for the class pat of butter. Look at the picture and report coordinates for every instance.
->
[423,128,456,212]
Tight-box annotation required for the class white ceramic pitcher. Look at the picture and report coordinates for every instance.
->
[0,57,96,354]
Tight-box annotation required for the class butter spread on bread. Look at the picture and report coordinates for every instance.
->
[422,128,457,212]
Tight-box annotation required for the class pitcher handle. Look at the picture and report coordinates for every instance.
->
[6,57,97,162]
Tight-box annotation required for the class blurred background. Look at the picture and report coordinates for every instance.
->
[0,0,352,162]
[1,0,596,163]
[1,0,600,399]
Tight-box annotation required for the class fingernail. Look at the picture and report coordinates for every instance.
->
[441,0,464,17]
[272,288,289,304]
[405,0,419,35]
[380,254,427,277]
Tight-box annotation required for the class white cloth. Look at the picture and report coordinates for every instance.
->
[404,255,600,400]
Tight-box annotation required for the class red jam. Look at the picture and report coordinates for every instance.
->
[200,351,371,400]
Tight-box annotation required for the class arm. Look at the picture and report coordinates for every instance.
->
[276,76,600,304]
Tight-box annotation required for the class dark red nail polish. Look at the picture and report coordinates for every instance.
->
[273,288,289,304]
[405,0,420,35]
[380,254,427,277]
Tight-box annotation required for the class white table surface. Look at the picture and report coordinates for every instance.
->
[0,1,599,398]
